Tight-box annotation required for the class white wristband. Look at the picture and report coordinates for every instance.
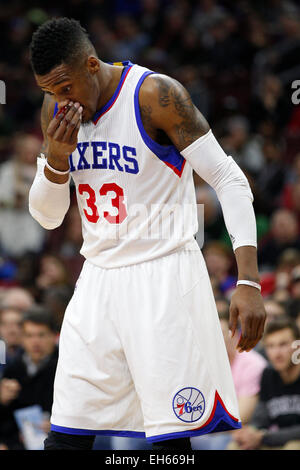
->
[41,153,70,175]
[237,280,261,291]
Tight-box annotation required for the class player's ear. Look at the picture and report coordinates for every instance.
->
[86,56,100,74]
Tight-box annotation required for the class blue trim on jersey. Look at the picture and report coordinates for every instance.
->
[51,424,145,438]
[108,60,134,67]
[147,400,241,443]
[134,71,186,177]
[92,63,133,124]
[53,101,58,118]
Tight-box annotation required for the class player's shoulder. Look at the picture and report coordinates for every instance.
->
[139,72,187,108]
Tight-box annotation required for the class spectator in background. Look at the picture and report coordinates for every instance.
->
[264,299,286,326]
[255,138,286,209]
[255,299,286,358]
[88,17,118,62]
[191,299,267,450]
[43,201,84,286]
[284,267,300,326]
[250,74,292,135]
[59,204,83,259]
[192,0,228,38]
[139,0,161,38]
[276,249,300,288]
[0,287,34,312]
[112,14,150,62]
[58,204,84,285]
[202,241,236,298]
[175,65,211,120]
[220,115,264,176]
[258,209,300,270]
[215,296,231,318]
[195,184,223,246]
[290,265,300,300]
[154,2,190,60]
[282,152,300,221]
[0,132,45,258]
[282,181,300,230]
[219,307,267,425]
[200,10,245,74]
[0,0,299,451]
[42,285,73,335]
[295,310,300,333]
[13,252,41,296]
[229,316,300,450]
[260,248,300,300]
[35,254,70,301]
[0,307,23,377]
[0,306,58,449]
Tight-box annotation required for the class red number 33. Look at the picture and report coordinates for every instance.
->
[78,183,127,224]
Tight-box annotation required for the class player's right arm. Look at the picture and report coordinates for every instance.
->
[28,95,82,229]
[138,74,266,353]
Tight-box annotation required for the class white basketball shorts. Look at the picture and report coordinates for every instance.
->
[50,243,241,442]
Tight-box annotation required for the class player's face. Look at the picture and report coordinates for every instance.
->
[35,59,100,124]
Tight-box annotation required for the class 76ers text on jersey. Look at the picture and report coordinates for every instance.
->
[69,141,139,174]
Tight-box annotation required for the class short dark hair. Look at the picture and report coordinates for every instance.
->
[22,304,57,333]
[264,315,300,340]
[30,17,94,75]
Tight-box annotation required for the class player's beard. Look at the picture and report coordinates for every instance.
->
[81,119,91,127]
[81,108,94,126]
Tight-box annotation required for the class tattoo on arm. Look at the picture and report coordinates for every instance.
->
[154,75,210,150]
[140,104,153,128]
[157,79,171,107]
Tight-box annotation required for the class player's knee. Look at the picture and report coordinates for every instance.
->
[44,431,95,450]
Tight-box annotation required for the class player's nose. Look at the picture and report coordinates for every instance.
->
[57,99,71,110]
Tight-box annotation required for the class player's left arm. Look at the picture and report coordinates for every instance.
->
[139,74,266,353]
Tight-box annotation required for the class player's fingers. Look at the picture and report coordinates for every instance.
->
[238,315,258,352]
[63,101,81,124]
[236,314,251,351]
[248,316,265,351]
[46,101,74,138]
[243,307,266,352]
[47,109,65,137]
[52,102,80,141]
[49,101,79,139]
[62,105,82,142]
[55,102,73,121]
[229,305,239,338]
[54,102,80,142]
[70,110,82,143]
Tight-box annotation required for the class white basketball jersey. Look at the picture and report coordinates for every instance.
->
[62,61,199,268]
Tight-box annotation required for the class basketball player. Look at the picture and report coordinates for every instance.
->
[28,18,266,451]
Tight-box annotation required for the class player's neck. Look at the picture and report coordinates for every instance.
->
[96,62,124,111]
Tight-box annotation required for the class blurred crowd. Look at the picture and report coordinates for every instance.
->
[0,0,300,451]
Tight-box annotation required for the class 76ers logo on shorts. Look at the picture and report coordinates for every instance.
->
[173,387,205,423]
